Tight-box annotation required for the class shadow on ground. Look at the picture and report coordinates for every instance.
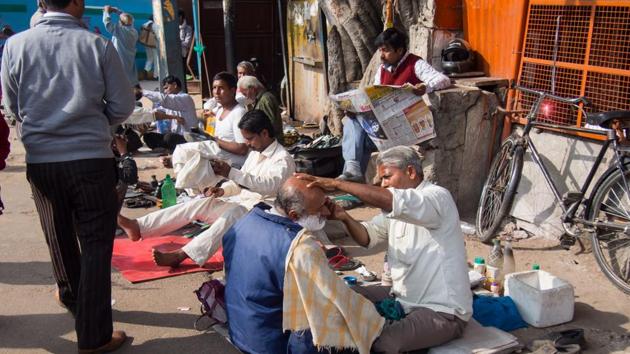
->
[0,261,54,285]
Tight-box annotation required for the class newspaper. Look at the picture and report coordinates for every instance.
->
[330,85,435,151]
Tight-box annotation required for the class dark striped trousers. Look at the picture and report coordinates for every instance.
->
[27,158,118,350]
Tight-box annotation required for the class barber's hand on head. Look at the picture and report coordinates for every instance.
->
[203,187,224,198]
[294,173,339,192]
[210,159,231,177]
[104,5,112,13]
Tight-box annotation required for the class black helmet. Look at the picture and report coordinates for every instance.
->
[441,39,475,74]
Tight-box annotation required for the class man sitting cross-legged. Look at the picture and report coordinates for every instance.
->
[118,109,295,267]
[297,145,472,354]
[223,176,384,354]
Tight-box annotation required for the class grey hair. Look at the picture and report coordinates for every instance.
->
[120,13,134,26]
[237,61,256,74]
[237,75,264,90]
[376,146,423,176]
[274,184,305,216]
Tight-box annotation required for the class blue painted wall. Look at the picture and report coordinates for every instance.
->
[0,0,153,68]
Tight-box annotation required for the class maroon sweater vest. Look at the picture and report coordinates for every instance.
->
[380,53,422,86]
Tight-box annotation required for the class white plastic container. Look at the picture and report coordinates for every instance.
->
[504,270,574,328]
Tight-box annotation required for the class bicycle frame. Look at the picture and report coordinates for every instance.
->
[513,85,630,232]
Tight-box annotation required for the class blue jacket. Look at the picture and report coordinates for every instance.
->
[223,203,302,354]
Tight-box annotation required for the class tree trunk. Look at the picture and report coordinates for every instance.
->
[321,0,432,135]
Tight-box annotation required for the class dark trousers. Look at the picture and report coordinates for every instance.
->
[352,285,466,353]
[27,158,119,350]
[143,132,187,152]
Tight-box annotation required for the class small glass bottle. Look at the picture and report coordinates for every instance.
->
[490,282,501,296]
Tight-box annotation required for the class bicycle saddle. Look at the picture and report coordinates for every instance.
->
[586,111,630,128]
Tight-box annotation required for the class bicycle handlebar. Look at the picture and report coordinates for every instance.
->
[512,84,589,106]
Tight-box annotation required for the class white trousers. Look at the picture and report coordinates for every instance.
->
[137,197,248,265]
[144,46,159,75]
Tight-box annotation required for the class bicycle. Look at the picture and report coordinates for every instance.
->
[476,84,630,294]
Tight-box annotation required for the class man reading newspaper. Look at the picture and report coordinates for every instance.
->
[339,28,451,183]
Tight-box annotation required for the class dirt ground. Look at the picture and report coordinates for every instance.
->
[1,129,629,353]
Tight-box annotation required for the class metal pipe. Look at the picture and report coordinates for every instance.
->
[277,0,291,115]
[223,0,235,74]
[191,0,202,80]
[551,15,561,95]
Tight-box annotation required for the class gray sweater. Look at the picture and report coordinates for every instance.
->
[1,13,135,163]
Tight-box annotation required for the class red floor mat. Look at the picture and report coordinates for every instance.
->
[112,235,223,283]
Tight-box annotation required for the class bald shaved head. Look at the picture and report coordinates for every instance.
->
[275,177,328,221]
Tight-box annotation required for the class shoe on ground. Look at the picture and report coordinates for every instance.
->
[78,330,127,354]
[336,172,364,183]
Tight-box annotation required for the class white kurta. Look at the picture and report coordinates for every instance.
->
[362,180,473,320]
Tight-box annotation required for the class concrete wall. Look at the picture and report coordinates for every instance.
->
[510,129,614,238]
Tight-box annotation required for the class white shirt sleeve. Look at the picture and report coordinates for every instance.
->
[414,59,451,93]
[227,152,294,196]
[362,213,390,249]
[221,180,241,197]
[373,66,382,86]
[143,91,191,112]
[386,187,442,229]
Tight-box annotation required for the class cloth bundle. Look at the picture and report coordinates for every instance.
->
[172,141,223,193]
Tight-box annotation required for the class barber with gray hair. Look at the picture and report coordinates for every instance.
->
[237,75,284,145]
[296,145,472,353]
[103,4,138,85]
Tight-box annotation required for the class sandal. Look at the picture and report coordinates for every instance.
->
[124,197,156,208]
[328,254,362,271]
[324,246,345,259]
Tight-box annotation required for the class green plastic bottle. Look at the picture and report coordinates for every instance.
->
[160,174,177,208]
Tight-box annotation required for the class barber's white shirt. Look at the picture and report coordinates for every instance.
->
[222,140,296,209]
[362,181,473,320]
[373,52,451,93]
[143,90,197,135]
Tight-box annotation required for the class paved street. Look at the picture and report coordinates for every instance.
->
[1,129,630,353]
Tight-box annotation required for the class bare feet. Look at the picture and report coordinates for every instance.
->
[152,248,188,267]
[117,214,142,241]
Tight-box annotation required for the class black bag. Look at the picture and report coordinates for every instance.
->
[117,155,139,185]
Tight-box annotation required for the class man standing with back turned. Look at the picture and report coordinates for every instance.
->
[1,0,135,352]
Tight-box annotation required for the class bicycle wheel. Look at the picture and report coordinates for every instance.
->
[587,168,630,294]
[476,134,524,244]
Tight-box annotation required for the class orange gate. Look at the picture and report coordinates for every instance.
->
[514,0,630,140]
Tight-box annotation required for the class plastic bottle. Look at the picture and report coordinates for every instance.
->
[157,119,171,134]
[503,239,516,277]
[486,239,504,289]
[381,254,392,286]
[160,174,177,208]
[205,111,216,136]
[473,257,486,275]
